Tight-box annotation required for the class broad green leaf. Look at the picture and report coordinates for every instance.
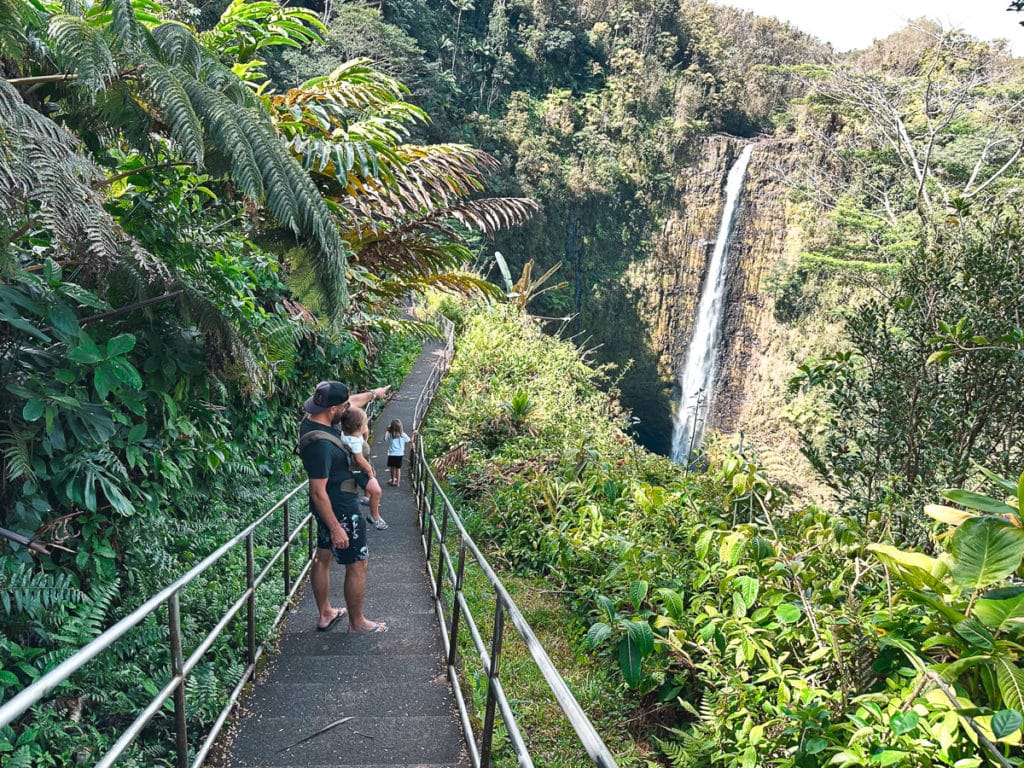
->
[942,489,1017,517]
[950,517,1024,591]
[890,711,919,735]
[876,750,909,766]
[68,332,104,364]
[47,302,78,338]
[628,579,649,610]
[994,656,1024,712]
[622,619,654,657]
[992,709,1023,739]
[953,617,994,650]
[106,333,136,357]
[741,746,756,768]
[775,604,801,623]
[21,399,44,422]
[974,591,1024,631]
[94,364,117,399]
[803,737,827,754]
[586,622,611,649]
[732,591,747,617]
[596,594,616,622]
[126,423,147,442]
[976,466,1019,496]
[618,636,642,687]
[655,588,684,622]
[734,575,759,610]
[109,358,142,389]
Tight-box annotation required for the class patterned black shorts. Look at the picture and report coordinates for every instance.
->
[313,494,367,564]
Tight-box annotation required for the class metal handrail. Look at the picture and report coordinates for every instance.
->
[0,480,315,768]
[410,313,618,768]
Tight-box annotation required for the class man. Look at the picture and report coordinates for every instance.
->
[298,380,390,632]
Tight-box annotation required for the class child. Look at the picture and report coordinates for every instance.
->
[338,407,387,530]
[385,419,416,487]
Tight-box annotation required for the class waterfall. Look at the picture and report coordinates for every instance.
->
[671,144,754,463]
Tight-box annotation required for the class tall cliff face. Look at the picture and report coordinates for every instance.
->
[621,135,811,476]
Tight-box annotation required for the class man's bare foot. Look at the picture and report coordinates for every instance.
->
[316,607,347,631]
[349,618,388,633]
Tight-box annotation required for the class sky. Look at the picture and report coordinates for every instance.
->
[714,0,1024,54]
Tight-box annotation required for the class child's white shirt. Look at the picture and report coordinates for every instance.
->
[340,433,363,454]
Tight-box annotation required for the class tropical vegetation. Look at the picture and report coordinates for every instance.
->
[0,0,533,762]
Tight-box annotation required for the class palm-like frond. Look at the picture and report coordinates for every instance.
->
[150,20,204,73]
[140,57,204,162]
[0,79,167,283]
[47,13,117,94]
[336,144,507,220]
[200,0,324,65]
[0,0,46,61]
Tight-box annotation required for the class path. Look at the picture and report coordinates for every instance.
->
[221,339,469,768]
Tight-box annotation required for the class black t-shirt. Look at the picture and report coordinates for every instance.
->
[298,418,357,510]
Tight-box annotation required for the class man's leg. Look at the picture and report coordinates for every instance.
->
[312,547,344,628]
[344,560,385,632]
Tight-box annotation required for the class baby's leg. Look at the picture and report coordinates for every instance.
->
[366,477,383,520]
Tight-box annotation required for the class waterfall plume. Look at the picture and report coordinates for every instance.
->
[671,144,754,464]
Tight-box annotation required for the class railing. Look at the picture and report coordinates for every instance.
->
[410,314,618,768]
[0,481,315,768]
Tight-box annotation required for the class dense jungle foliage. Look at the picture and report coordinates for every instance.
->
[0,0,533,763]
[429,300,1024,768]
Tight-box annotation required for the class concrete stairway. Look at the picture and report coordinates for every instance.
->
[220,340,469,768]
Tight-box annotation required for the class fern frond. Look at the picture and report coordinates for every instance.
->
[0,559,85,619]
[47,13,117,96]
[99,0,143,50]
[150,20,203,74]
[139,58,204,162]
[1,429,37,484]
[180,76,264,199]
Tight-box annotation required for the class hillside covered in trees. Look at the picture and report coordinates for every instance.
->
[3,0,1024,766]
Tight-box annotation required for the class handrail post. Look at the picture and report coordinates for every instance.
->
[435,497,450,600]
[167,593,189,768]
[283,499,292,598]
[447,541,467,669]
[480,600,505,767]
[246,533,256,665]
[425,480,436,562]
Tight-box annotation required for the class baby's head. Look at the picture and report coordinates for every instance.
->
[339,406,367,436]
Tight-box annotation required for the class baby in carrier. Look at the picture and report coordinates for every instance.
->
[338,407,386,530]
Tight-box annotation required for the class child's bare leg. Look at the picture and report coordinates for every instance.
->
[394,468,401,487]
[367,478,383,520]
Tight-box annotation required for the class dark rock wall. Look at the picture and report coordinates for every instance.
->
[627,135,803,452]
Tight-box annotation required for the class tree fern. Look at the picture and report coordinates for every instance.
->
[0,559,84,619]
[150,20,204,74]
[140,57,204,163]
[47,13,117,96]
[179,76,264,199]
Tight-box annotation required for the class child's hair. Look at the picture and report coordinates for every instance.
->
[339,406,367,435]
[387,419,403,438]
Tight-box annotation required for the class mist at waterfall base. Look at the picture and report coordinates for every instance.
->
[671,144,754,464]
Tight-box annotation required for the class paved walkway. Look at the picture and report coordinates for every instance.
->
[222,340,469,768]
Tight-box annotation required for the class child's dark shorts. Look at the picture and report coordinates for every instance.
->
[387,455,403,468]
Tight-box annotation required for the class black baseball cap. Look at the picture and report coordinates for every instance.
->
[304,381,350,415]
